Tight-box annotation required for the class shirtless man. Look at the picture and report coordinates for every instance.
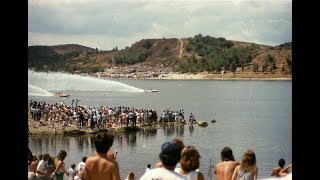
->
[28,154,39,179]
[270,158,285,177]
[214,147,239,180]
[84,132,120,180]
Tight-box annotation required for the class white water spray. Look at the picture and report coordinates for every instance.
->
[28,70,144,96]
[28,84,53,97]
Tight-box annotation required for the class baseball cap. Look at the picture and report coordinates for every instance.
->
[159,141,181,166]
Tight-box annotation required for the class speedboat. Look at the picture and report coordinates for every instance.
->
[144,89,158,92]
[53,92,70,97]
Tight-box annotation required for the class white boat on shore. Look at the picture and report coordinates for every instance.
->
[144,89,159,92]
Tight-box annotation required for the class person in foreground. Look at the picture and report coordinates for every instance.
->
[140,141,186,180]
[278,162,292,177]
[214,146,239,180]
[84,132,120,180]
[175,146,205,180]
[154,137,185,168]
[270,158,286,177]
[231,149,258,180]
[53,150,69,180]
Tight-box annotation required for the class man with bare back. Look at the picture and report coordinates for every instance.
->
[84,132,120,180]
[214,147,239,180]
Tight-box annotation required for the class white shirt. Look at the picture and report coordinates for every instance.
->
[36,160,48,177]
[140,167,186,180]
[174,168,198,180]
[145,167,151,172]
[76,162,85,172]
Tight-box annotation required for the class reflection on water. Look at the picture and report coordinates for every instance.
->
[189,124,194,134]
[162,123,186,137]
[29,129,161,155]
[28,125,192,179]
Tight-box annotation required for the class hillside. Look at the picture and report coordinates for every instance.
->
[28,44,96,69]
[28,35,292,79]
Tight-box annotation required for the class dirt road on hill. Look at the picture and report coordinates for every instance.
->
[179,38,183,58]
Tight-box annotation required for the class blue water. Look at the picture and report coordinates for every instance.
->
[28,79,292,179]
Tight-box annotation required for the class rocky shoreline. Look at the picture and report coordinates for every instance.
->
[28,118,149,136]
[28,118,209,136]
[96,71,292,81]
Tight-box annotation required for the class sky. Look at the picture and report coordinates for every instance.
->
[28,0,292,51]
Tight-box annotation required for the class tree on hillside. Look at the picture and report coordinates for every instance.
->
[253,63,259,73]
[185,44,193,52]
[286,58,292,73]
[281,62,286,73]
[270,60,277,72]
[107,57,113,64]
[266,53,275,63]
[143,40,153,49]
[262,62,268,73]
[230,61,236,74]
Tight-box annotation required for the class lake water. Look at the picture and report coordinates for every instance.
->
[28,78,292,179]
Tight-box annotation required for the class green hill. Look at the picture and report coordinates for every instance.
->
[28,35,292,77]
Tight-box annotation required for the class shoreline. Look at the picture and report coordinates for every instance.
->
[28,118,162,136]
[105,72,292,81]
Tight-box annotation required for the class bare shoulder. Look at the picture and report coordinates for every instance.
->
[234,164,241,171]
[215,162,222,168]
[154,161,163,168]
[231,161,240,166]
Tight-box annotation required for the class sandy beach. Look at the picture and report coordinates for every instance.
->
[148,72,291,80]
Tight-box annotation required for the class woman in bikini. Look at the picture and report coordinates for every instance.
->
[52,150,69,180]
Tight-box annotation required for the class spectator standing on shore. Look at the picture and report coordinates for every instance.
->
[47,156,55,176]
[36,153,51,180]
[214,147,239,180]
[231,149,258,180]
[270,158,286,177]
[76,156,87,174]
[279,162,292,177]
[175,145,205,180]
[28,154,39,180]
[124,170,135,180]
[145,164,152,172]
[68,164,77,180]
[53,150,69,180]
[84,132,120,180]
[140,141,185,180]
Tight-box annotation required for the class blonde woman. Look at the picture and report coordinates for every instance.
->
[231,149,258,180]
[124,171,135,180]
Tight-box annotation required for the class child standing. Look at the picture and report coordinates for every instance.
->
[68,164,77,180]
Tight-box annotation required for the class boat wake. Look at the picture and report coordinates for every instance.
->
[28,84,53,97]
[28,70,144,96]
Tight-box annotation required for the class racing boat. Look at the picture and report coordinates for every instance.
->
[53,92,70,97]
[144,89,159,92]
